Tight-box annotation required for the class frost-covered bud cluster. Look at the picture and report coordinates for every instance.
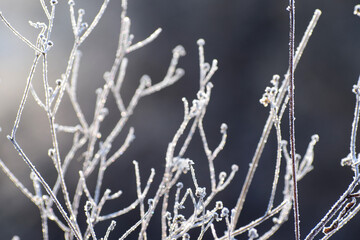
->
[354,5,360,16]
[28,21,54,53]
[172,157,194,174]
[259,74,280,107]
[352,83,360,95]
[195,187,206,198]
[341,153,357,167]
[0,0,328,239]
[189,84,212,117]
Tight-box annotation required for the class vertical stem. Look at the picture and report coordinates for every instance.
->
[288,1,300,240]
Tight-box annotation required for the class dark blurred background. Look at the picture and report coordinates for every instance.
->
[1,0,360,239]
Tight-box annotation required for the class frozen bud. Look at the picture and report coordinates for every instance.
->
[104,189,111,196]
[220,123,228,133]
[42,195,49,202]
[123,15,130,23]
[48,148,55,157]
[352,84,360,95]
[311,134,319,142]
[84,201,92,212]
[264,87,270,94]
[272,217,279,224]
[182,233,190,240]
[78,9,85,15]
[80,22,88,29]
[103,71,111,80]
[248,228,259,239]
[203,62,210,72]
[30,171,37,180]
[354,5,360,16]
[212,59,218,67]
[175,68,184,76]
[271,74,280,86]
[148,198,154,206]
[219,171,227,181]
[51,0,58,5]
[45,41,53,51]
[78,23,88,35]
[165,211,172,220]
[56,79,62,86]
[215,201,223,209]
[176,182,183,189]
[128,34,134,45]
[175,214,185,222]
[281,140,288,147]
[121,111,127,117]
[95,88,102,95]
[195,187,206,198]
[197,38,205,46]
[231,164,239,171]
[269,87,277,95]
[129,133,136,142]
[221,207,229,217]
[177,158,193,174]
[259,94,270,107]
[341,154,352,167]
[214,212,221,221]
[68,0,75,6]
[140,75,151,87]
[172,45,186,57]
[190,100,200,113]
[197,90,207,100]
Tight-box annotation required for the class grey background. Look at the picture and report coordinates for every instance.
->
[0,0,360,239]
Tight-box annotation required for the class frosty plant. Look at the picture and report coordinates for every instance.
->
[2,0,360,239]
[0,0,237,239]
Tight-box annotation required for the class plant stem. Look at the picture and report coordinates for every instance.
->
[288,1,300,240]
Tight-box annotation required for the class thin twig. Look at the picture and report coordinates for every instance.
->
[10,54,41,139]
[288,0,300,239]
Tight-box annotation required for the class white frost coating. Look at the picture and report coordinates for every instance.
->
[0,1,338,240]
